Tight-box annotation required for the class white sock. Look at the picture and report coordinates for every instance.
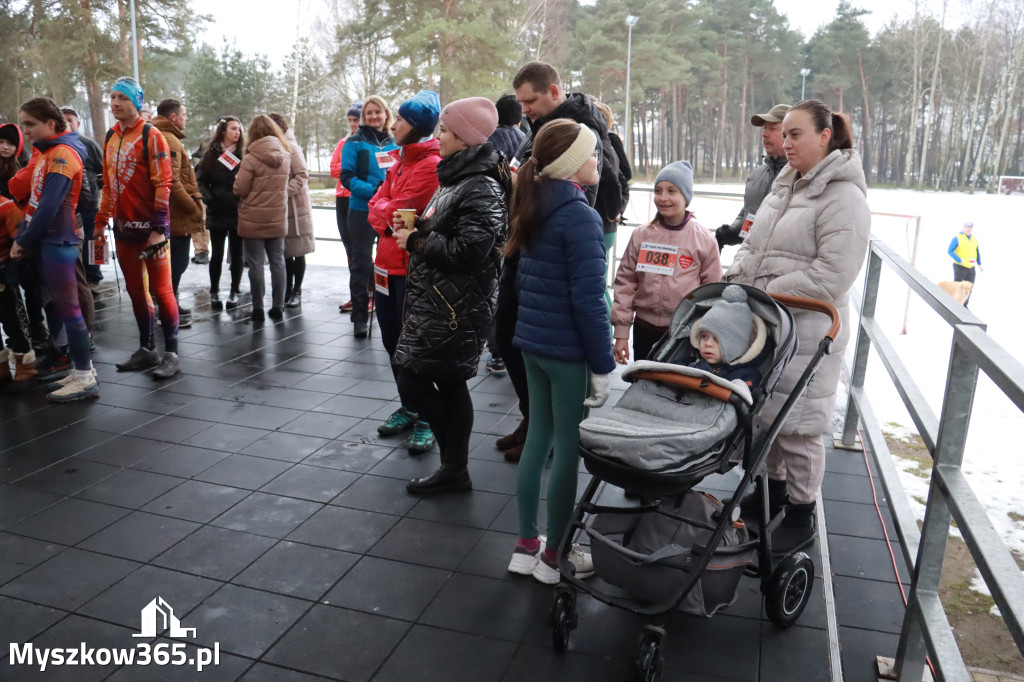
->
[75,368,95,384]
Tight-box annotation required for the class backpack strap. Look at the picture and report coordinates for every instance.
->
[102,122,153,164]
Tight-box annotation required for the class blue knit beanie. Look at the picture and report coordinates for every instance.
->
[112,77,144,111]
[655,160,694,206]
[347,102,363,119]
[398,90,441,136]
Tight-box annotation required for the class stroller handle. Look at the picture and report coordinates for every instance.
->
[768,293,842,342]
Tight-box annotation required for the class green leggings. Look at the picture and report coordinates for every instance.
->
[517,352,589,548]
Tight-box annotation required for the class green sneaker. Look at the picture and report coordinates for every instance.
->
[378,406,418,436]
[405,420,436,454]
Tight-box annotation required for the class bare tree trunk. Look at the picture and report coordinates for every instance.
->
[992,8,1024,178]
[962,3,994,189]
[904,0,923,184]
[858,49,872,180]
[918,0,947,188]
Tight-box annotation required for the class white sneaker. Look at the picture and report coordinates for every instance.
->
[47,376,99,403]
[47,367,97,392]
[567,545,595,579]
[532,544,595,585]
[508,539,545,575]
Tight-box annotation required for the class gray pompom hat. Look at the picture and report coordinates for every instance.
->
[691,285,755,363]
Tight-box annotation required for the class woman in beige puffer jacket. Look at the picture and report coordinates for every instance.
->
[233,115,291,321]
[726,99,870,555]
[268,114,314,309]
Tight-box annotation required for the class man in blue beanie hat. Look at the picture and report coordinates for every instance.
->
[396,90,441,139]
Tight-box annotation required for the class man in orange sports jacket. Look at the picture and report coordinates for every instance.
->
[94,76,182,379]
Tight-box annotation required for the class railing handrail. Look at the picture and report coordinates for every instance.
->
[843,234,1024,681]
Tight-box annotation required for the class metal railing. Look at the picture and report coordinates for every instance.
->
[842,236,1024,681]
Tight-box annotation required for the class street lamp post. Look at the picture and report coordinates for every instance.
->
[800,68,811,101]
[624,14,639,167]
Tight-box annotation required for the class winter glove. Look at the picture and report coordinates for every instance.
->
[715,223,743,251]
[583,373,611,408]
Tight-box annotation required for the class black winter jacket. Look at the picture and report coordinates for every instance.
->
[513,93,629,227]
[394,144,511,380]
[196,142,242,231]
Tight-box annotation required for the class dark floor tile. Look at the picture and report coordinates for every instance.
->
[126,414,212,444]
[0,533,65,584]
[8,498,129,545]
[838,625,900,682]
[323,556,449,621]
[0,595,66,648]
[501,643,635,682]
[456,529,518,580]
[238,663,335,681]
[132,444,230,478]
[329,474,421,516]
[371,624,517,682]
[829,534,910,583]
[104,641,253,682]
[185,584,310,658]
[304,440,394,473]
[235,541,358,600]
[759,623,832,681]
[0,486,63,530]
[212,492,322,538]
[241,432,330,462]
[78,511,200,562]
[172,397,306,430]
[290,373,353,394]
[162,375,241,398]
[659,613,761,679]
[153,526,275,580]
[80,406,161,434]
[286,506,398,553]
[142,480,249,523]
[182,422,270,452]
[311,395,394,419]
[259,465,359,503]
[0,548,139,610]
[79,565,221,628]
[15,615,137,681]
[407,490,511,530]
[822,471,888,506]
[263,605,410,682]
[14,460,121,497]
[279,412,362,439]
[221,384,332,411]
[366,447,439,480]
[193,454,293,490]
[825,447,878,476]
[369,518,483,571]
[1,428,114,482]
[76,469,184,508]
[462,460,519,495]
[421,572,548,641]
[833,574,905,634]
[825,498,897,541]
[77,434,172,467]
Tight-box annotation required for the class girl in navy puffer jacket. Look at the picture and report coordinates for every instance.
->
[506,119,614,585]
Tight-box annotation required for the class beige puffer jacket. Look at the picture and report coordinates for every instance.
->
[234,135,290,240]
[282,130,315,258]
[726,149,871,436]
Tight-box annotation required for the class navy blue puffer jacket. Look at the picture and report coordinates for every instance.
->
[514,180,615,374]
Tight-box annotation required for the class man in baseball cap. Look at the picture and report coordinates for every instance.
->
[716,103,791,250]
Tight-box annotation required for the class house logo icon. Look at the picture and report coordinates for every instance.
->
[133,597,196,638]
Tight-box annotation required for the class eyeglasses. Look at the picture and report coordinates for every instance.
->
[591,150,600,159]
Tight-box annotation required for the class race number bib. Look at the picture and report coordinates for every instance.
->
[374,265,389,296]
[87,239,111,265]
[375,151,396,169]
[740,212,756,240]
[218,151,240,170]
[636,242,678,275]
[510,157,521,173]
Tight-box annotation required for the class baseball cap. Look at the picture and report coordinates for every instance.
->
[751,104,791,126]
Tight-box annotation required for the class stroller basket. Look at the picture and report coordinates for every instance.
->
[587,491,757,617]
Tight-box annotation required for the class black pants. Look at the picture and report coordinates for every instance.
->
[952,263,976,306]
[633,319,669,362]
[494,289,529,419]
[285,256,306,296]
[344,209,376,325]
[0,269,31,353]
[170,235,191,298]
[13,259,50,346]
[336,196,350,261]
[209,229,243,294]
[374,274,407,383]
[397,368,473,470]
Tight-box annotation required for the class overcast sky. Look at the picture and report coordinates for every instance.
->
[201,0,967,71]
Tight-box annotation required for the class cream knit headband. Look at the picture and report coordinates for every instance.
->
[537,125,598,180]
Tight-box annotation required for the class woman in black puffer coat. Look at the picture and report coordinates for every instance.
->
[393,97,509,496]
[196,116,245,310]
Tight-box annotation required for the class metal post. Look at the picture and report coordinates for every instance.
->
[800,68,811,101]
[901,216,922,334]
[624,15,638,168]
[129,0,139,82]
[842,247,882,446]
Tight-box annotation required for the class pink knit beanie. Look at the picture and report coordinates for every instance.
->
[440,97,499,146]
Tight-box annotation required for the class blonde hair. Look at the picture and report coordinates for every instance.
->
[245,114,288,153]
[592,100,615,129]
[360,95,395,132]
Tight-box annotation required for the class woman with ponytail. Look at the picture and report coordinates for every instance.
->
[726,99,870,555]
[505,118,614,585]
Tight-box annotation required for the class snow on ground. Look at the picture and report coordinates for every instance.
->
[307,182,1024,555]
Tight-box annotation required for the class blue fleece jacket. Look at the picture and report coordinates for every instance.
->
[339,126,398,212]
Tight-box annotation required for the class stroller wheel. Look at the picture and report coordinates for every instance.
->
[765,552,815,627]
[634,633,663,682]
[550,590,576,651]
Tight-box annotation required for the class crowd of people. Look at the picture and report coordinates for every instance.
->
[0,60,871,580]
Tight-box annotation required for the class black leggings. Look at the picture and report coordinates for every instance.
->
[374,274,407,383]
[397,368,473,470]
[632,319,669,362]
[285,256,306,294]
[209,229,243,294]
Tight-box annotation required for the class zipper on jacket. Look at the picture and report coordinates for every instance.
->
[433,285,458,330]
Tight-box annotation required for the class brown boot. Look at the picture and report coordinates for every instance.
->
[0,349,11,390]
[9,350,37,393]
[503,442,524,463]
[496,418,528,451]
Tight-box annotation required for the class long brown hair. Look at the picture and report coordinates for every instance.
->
[201,116,245,173]
[504,118,584,256]
[789,99,853,152]
[19,97,68,135]
[245,114,288,153]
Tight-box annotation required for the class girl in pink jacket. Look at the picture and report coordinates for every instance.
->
[612,160,721,364]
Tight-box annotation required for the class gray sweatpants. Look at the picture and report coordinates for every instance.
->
[767,432,827,505]
[244,237,286,311]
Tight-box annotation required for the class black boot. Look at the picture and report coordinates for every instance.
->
[772,502,817,556]
[210,290,223,312]
[226,290,240,309]
[407,466,473,496]
[737,478,790,522]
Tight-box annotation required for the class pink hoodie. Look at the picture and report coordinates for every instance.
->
[612,215,722,338]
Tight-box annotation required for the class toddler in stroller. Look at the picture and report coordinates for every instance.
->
[688,284,768,387]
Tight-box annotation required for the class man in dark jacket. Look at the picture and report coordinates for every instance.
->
[487,94,526,160]
[715,103,790,251]
[61,107,104,287]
